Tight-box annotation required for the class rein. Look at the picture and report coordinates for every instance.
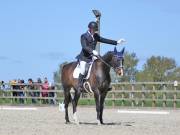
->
[96,55,117,71]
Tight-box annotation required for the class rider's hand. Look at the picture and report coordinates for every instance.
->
[117,39,126,45]
[92,50,98,56]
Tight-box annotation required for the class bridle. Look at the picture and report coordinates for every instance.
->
[95,54,124,72]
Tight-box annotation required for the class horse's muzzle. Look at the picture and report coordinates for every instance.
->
[115,67,124,76]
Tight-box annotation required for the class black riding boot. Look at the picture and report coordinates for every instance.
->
[107,85,112,91]
[78,74,85,92]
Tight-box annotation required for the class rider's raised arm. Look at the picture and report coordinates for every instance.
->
[81,35,93,53]
[94,33,117,45]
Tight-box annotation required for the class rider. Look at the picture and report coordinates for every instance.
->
[77,21,125,91]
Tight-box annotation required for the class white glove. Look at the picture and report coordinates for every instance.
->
[92,56,98,61]
[92,50,98,56]
[117,38,126,45]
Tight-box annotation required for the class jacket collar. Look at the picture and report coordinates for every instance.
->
[87,31,94,41]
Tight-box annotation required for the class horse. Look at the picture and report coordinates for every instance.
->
[61,47,125,125]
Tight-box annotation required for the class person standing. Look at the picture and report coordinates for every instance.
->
[41,77,49,104]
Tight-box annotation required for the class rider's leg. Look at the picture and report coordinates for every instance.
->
[78,61,86,90]
[84,63,91,76]
[78,74,84,88]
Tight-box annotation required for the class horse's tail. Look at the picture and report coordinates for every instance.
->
[61,62,68,74]
[61,61,77,90]
[61,63,69,84]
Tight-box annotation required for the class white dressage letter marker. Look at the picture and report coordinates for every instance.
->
[0,106,37,111]
[117,110,169,115]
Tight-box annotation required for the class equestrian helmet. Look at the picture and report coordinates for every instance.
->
[88,21,98,31]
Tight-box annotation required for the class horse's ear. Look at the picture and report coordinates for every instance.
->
[114,46,117,54]
[120,47,125,54]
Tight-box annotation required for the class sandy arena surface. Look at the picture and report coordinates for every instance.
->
[0,106,180,135]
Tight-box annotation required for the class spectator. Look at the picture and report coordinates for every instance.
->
[0,81,1,90]
[17,79,21,100]
[35,78,42,97]
[0,81,5,90]
[37,78,42,84]
[41,77,49,104]
[10,79,19,103]
[19,80,25,104]
[49,83,56,104]
[27,78,36,104]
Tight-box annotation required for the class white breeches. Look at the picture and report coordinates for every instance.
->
[79,61,87,75]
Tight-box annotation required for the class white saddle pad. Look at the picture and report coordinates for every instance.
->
[73,61,94,79]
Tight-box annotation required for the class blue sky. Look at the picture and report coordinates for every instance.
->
[0,0,180,82]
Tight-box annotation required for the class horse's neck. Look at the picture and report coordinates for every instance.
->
[100,51,113,72]
[102,51,113,65]
[91,52,112,86]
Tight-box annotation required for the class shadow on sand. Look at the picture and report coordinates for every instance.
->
[79,121,135,126]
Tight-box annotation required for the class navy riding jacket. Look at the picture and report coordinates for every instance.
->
[77,31,117,62]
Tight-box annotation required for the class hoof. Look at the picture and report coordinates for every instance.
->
[73,112,79,125]
[74,121,80,125]
[65,121,71,124]
[97,120,101,126]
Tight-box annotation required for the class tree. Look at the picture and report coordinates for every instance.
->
[166,67,180,81]
[137,56,177,82]
[53,61,68,83]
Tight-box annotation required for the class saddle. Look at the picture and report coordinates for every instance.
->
[73,57,97,93]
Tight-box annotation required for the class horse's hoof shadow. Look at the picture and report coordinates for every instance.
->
[79,122,97,125]
[65,121,80,125]
[103,122,121,126]
[65,121,71,124]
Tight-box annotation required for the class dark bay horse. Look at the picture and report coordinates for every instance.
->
[61,47,125,125]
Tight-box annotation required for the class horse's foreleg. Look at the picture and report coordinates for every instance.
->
[72,90,81,125]
[64,90,71,124]
[94,90,101,125]
[99,92,107,124]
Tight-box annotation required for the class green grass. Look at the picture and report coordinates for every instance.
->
[1,99,180,108]
[1,94,180,108]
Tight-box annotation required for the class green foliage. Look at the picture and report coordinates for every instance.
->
[137,56,177,82]
[53,61,68,83]
[54,53,179,83]
[166,67,180,81]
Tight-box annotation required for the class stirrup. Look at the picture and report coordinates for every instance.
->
[83,82,93,94]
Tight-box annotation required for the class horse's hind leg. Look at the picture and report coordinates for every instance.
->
[71,89,81,124]
[64,88,71,124]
